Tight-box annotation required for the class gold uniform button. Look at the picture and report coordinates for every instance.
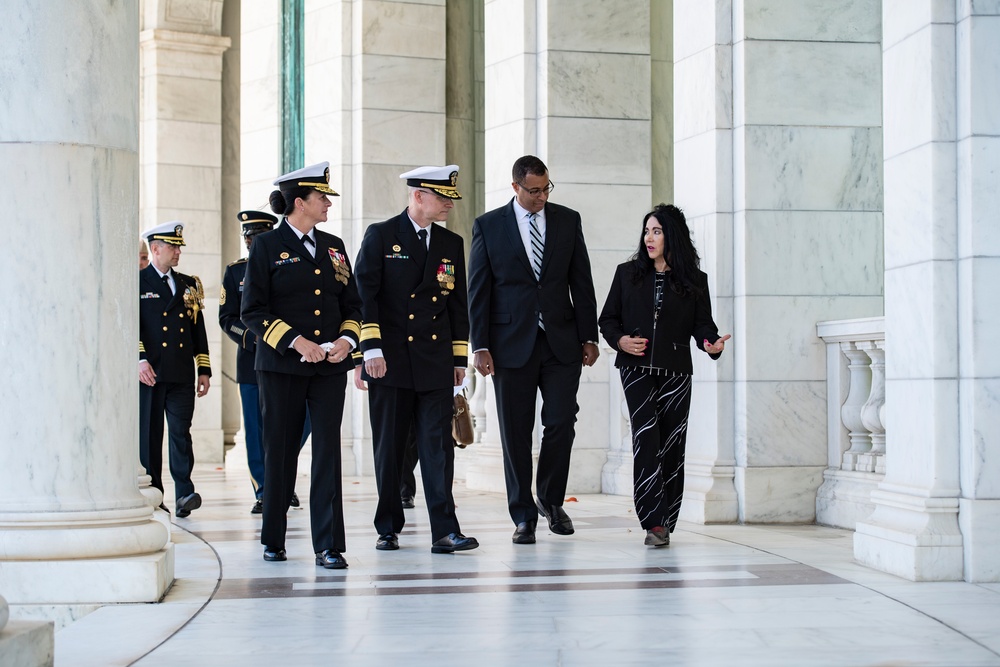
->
[408,314,414,320]
[314,269,321,275]
[314,330,321,336]
[407,336,413,342]
[162,326,168,331]
[315,289,321,295]
[179,313,184,318]
[410,294,415,298]
[162,342,167,347]
[179,343,184,348]
[162,312,167,316]
[314,310,321,316]
[180,328,184,333]
[432,296,437,302]
[431,334,437,341]
[432,316,437,320]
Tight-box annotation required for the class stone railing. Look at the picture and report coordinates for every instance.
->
[815,317,885,529]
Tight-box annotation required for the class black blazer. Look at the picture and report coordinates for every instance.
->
[354,211,470,392]
[240,222,361,376]
[599,262,722,375]
[468,199,598,368]
[219,258,257,385]
[139,265,211,383]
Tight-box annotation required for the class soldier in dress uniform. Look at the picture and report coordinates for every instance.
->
[355,165,478,555]
[220,210,307,514]
[241,162,362,568]
[139,222,211,518]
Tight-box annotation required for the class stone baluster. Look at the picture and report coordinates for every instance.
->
[840,343,874,470]
[469,368,487,443]
[857,341,886,474]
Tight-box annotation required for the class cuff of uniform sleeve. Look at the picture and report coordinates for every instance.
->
[363,349,384,361]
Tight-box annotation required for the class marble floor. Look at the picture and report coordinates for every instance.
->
[54,450,1000,667]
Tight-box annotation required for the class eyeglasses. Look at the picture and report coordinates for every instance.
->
[517,181,555,196]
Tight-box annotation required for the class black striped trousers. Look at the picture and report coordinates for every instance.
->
[619,366,693,532]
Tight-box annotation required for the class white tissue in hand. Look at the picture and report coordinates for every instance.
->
[300,342,335,362]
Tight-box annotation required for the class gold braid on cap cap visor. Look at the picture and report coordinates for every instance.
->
[150,235,185,246]
[418,182,462,199]
[297,181,340,196]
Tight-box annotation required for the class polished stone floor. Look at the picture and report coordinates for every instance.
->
[55,449,1000,667]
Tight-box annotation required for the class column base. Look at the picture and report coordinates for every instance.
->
[854,487,963,581]
[0,619,53,667]
[0,545,174,605]
[735,466,825,523]
[680,460,738,524]
[816,468,883,529]
[601,450,632,497]
[959,498,1000,582]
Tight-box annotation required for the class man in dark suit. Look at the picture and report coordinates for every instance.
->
[355,165,478,555]
[468,155,600,544]
[139,222,212,518]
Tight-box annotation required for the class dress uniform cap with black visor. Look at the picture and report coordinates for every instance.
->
[238,210,278,238]
[400,164,462,200]
[273,161,340,197]
[144,221,186,246]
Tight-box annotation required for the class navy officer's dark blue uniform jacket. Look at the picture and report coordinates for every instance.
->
[240,222,362,374]
[219,258,257,384]
[139,265,212,382]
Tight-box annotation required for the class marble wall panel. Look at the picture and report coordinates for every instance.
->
[360,55,445,113]
[238,78,280,134]
[739,295,883,381]
[739,211,884,296]
[671,131,734,216]
[957,16,1000,137]
[304,2,346,66]
[882,23,956,159]
[884,264,959,380]
[674,45,733,140]
[554,183,653,256]
[737,465,826,522]
[959,0,1000,16]
[881,0,955,49]
[483,54,536,130]
[484,0,535,65]
[742,41,882,127]
[151,164,223,210]
[142,37,228,81]
[1,3,137,149]
[883,142,957,269]
[884,377,960,488]
[241,1,279,32]
[359,0,445,59]
[673,0,732,62]
[483,119,536,207]
[545,0,649,53]
[355,163,414,222]
[241,28,280,82]
[154,120,223,167]
[741,380,828,467]
[743,126,882,212]
[356,110,446,164]
[239,126,281,185]
[143,0,224,34]
[689,211,734,299]
[959,257,1000,377]
[542,118,649,185]
[959,379,1000,497]
[544,52,650,120]
[151,76,223,123]
[957,138,1000,257]
[742,0,881,42]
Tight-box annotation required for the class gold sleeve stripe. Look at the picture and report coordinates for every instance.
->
[264,319,293,349]
[139,341,146,352]
[339,320,361,337]
[452,341,469,357]
[195,354,211,366]
[360,323,381,342]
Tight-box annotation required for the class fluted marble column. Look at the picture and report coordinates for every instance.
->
[0,1,171,607]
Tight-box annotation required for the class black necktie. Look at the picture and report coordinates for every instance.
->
[414,229,428,266]
[302,234,315,257]
[161,273,174,295]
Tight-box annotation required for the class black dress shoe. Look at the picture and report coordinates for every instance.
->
[263,546,286,562]
[512,521,536,544]
[157,503,170,515]
[175,492,202,518]
[290,492,300,508]
[431,532,479,554]
[401,495,415,509]
[536,500,574,535]
[250,499,263,515]
[376,533,399,551]
[315,549,348,569]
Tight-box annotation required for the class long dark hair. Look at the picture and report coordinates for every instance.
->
[627,203,702,296]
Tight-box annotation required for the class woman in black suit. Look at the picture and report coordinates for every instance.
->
[599,204,730,547]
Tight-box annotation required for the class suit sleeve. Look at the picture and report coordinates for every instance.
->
[692,273,722,360]
[598,265,626,351]
[219,266,249,347]
[189,275,212,377]
[467,216,492,352]
[567,213,599,343]
[337,250,363,349]
[354,225,384,353]
[241,238,301,354]
[449,237,470,367]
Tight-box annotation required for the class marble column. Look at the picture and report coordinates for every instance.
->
[856,0,1000,582]
[140,22,231,464]
[0,1,171,608]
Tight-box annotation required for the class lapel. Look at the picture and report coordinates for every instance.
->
[166,270,184,310]
[538,203,559,280]
[141,266,172,302]
[500,200,535,278]
[278,220,319,265]
[395,211,426,270]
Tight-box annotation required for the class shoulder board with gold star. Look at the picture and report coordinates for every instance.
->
[227,258,248,267]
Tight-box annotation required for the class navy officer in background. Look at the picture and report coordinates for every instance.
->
[139,222,211,518]
[241,162,362,568]
[355,165,478,555]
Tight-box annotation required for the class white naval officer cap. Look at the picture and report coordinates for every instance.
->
[400,164,462,200]
[144,221,186,246]
[273,161,339,196]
